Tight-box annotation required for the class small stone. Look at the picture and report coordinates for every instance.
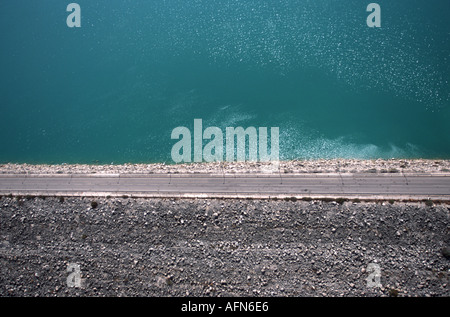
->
[441,247,450,259]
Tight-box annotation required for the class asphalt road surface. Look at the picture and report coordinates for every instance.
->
[0,173,449,200]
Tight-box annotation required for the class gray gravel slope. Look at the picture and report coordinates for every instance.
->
[1,196,448,297]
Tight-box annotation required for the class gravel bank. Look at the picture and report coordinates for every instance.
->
[1,159,450,175]
[1,196,448,297]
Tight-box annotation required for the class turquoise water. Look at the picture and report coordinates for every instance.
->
[0,0,449,164]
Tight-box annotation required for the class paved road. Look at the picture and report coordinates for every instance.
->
[0,173,449,200]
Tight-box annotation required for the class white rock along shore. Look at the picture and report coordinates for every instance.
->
[1,159,449,175]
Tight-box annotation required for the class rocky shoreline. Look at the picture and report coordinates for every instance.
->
[1,159,450,175]
[1,159,449,297]
[0,196,448,297]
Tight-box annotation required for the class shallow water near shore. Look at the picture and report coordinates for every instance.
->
[0,1,449,164]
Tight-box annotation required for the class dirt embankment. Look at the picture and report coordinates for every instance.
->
[1,196,448,297]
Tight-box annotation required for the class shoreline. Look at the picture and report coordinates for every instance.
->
[2,161,449,297]
[1,159,449,175]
